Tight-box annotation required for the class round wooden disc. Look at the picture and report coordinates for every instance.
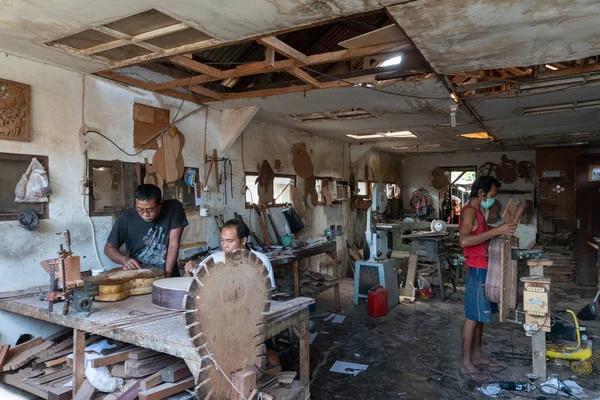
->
[183,250,270,399]
[152,277,193,310]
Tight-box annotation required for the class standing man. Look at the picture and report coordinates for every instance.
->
[185,219,275,289]
[104,184,188,278]
[459,176,516,382]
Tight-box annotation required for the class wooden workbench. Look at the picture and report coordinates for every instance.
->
[0,291,313,400]
[270,241,341,312]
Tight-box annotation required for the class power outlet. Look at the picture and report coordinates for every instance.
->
[79,180,90,195]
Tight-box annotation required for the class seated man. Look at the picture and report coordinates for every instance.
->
[185,219,275,289]
[104,184,188,278]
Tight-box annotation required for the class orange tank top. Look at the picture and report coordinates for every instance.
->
[459,202,489,269]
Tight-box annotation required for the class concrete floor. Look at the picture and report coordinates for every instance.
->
[309,278,600,399]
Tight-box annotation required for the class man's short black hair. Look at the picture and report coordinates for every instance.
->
[134,184,162,203]
[222,219,250,241]
[470,176,502,198]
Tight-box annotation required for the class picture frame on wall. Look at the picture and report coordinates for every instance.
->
[0,77,31,142]
[589,165,600,182]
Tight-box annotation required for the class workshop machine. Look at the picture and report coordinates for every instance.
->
[353,184,399,309]
[39,230,99,314]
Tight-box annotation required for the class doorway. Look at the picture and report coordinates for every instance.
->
[440,166,477,224]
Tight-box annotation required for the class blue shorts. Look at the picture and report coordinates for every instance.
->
[465,267,498,323]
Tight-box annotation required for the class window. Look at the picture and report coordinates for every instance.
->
[245,173,295,207]
[88,159,201,216]
[0,153,49,221]
[357,181,369,196]
[386,183,400,199]
[440,166,477,223]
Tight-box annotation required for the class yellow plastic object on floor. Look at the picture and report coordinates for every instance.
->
[546,310,593,361]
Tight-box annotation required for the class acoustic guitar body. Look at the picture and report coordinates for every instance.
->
[91,268,165,302]
[152,277,193,310]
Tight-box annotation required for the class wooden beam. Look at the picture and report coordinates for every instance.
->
[151,42,409,91]
[537,62,600,79]
[265,47,275,69]
[95,72,203,104]
[73,329,86,397]
[169,55,224,78]
[190,85,224,100]
[288,67,322,88]
[138,376,195,400]
[257,36,308,64]
[6,337,42,359]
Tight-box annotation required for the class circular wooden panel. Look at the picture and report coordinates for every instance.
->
[152,277,193,310]
[183,250,270,399]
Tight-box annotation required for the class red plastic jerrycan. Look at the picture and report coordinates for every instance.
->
[368,286,388,317]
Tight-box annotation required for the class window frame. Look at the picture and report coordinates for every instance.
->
[0,152,50,221]
[244,172,297,208]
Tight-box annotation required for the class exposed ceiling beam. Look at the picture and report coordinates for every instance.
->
[149,42,410,91]
[95,71,203,103]
[189,85,225,100]
[256,36,308,64]
[287,67,323,88]
[169,55,224,78]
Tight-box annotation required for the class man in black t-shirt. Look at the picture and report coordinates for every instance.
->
[104,184,188,277]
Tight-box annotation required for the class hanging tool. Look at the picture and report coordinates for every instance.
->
[265,208,282,246]
[203,149,218,191]
[251,204,272,247]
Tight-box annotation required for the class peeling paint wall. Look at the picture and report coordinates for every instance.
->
[402,150,537,247]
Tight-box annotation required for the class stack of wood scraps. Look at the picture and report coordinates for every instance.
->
[0,329,194,400]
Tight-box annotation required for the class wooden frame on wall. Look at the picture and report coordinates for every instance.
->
[0,77,31,142]
[0,153,49,221]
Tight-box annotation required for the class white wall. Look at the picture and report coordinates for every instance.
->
[402,150,537,247]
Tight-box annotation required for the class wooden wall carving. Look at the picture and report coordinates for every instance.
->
[0,78,31,142]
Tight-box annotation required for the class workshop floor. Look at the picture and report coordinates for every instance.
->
[309,279,600,399]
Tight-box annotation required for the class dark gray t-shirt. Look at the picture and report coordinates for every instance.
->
[107,199,188,270]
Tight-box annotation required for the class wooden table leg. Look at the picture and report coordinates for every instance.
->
[532,330,547,381]
[436,261,445,301]
[293,310,310,387]
[293,261,300,298]
[329,251,341,313]
[73,328,86,397]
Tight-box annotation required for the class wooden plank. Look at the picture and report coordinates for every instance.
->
[257,37,308,64]
[116,379,142,400]
[110,363,131,378]
[36,367,73,384]
[6,336,43,358]
[0,344,11,369]
[90,347,138,368]
[3,340,54,371]
[189,85,224,100]
[399,255,418,297]
[48,385,73,400]
[149,42,408,91]
[74,379,96,400]
[231,370,256,400]
[532,331,547,381]
[129,348,161,360]
[73,329,86,396]
[44,328,72,343]
[265,47,275,69]
[137,376,195,400]
[288,67,322,88]
[338,24,407,49]
[124,354,178,378]
[45,356,69,368]
[160,361,191,383]
[1,372,50,399]
[139,369,165,391]
[169,55,224,78]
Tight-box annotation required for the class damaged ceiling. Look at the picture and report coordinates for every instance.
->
[2,0,600,154]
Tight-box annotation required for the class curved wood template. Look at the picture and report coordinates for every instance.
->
[183,250,271,399]
[152,277,194,310]
[92,268,165,302]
